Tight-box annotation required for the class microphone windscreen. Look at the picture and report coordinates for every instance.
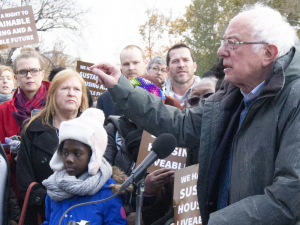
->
[151,133,177,159]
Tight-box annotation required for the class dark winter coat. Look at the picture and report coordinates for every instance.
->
[1,144,20,225]
[108,44,300,225]
[97,91,121,125]
[104,116,136,176]
[16,118,58,224]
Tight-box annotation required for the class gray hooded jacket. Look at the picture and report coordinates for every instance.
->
[108,43,300,225]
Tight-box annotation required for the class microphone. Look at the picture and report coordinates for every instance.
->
[119,133,177,192]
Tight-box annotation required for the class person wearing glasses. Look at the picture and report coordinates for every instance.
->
[185,77,217,109]
[0,48,50,214]
[146,56,169,87]
[163,43,202,106]
[184,77,217,166]
[0,47,50,144]
[92,3,300,225]
[0,65,15,105]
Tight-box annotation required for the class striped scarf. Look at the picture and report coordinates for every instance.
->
[12,81,50,128]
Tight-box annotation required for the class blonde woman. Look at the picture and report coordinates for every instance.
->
[0,48,50,143]
[0,65,15,104]
[16,69,88,225]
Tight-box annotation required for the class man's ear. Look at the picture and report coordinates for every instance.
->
[263,44,278,68]
[166,66,170,73]
[193,62,197,73]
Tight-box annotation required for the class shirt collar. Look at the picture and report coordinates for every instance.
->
[240,81,265,103]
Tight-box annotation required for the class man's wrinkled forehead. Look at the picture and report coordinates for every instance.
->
[224,14,253,40]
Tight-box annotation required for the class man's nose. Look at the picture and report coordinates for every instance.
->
[129,63,134,70]
[178,60,185,67]
[217,44,229,57]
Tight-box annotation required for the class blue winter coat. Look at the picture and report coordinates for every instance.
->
[42,178,127,225]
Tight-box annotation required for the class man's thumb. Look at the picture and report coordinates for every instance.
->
[92,68,117,88]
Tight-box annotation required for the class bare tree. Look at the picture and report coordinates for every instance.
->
[39,40,79,78]
[2,0,87,33]
[0,0,88,67]
[0,0,17,9]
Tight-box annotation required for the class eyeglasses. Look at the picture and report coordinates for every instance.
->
[221,39,268,51]
[16,68,41,77]
[151,67,167,73]
[187,92,214,108]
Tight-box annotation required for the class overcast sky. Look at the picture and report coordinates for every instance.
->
[43,0,192,65]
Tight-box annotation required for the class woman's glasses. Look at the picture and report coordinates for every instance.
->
[186,92,214,108]
[151,67,167,73]
[16,68,41,77]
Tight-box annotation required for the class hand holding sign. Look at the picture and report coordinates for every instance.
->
[90,62,121,88]
[145,168,174,195]
[76,60,107,99]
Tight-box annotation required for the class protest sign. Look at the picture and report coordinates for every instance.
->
[76,60,107,99]
[0,5,39,50]
[135,131,187,173]
[174,164,202,225]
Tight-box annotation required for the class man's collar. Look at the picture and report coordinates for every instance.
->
[240,81,265,103]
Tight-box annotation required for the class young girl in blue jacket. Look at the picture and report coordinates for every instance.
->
[42,108,127,225]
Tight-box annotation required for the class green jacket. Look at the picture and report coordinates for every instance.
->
[108,43,300,225]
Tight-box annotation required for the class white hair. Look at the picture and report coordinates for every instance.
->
[237,3,298,59]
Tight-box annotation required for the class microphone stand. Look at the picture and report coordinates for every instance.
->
[135,177,145,225]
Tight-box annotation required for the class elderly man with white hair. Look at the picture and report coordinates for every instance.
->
[91,3,300,225]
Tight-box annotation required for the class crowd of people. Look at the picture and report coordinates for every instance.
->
[1,2,300,225]
[1,39,216,225]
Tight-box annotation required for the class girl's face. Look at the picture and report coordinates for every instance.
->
[62,140,92,178]
[15,57,45,99]
[0,70,14,94]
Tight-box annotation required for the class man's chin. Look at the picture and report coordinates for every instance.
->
[224,74,234,83]
[126,74,138,79]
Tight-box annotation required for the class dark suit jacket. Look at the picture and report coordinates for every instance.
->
[97,91,121,125]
